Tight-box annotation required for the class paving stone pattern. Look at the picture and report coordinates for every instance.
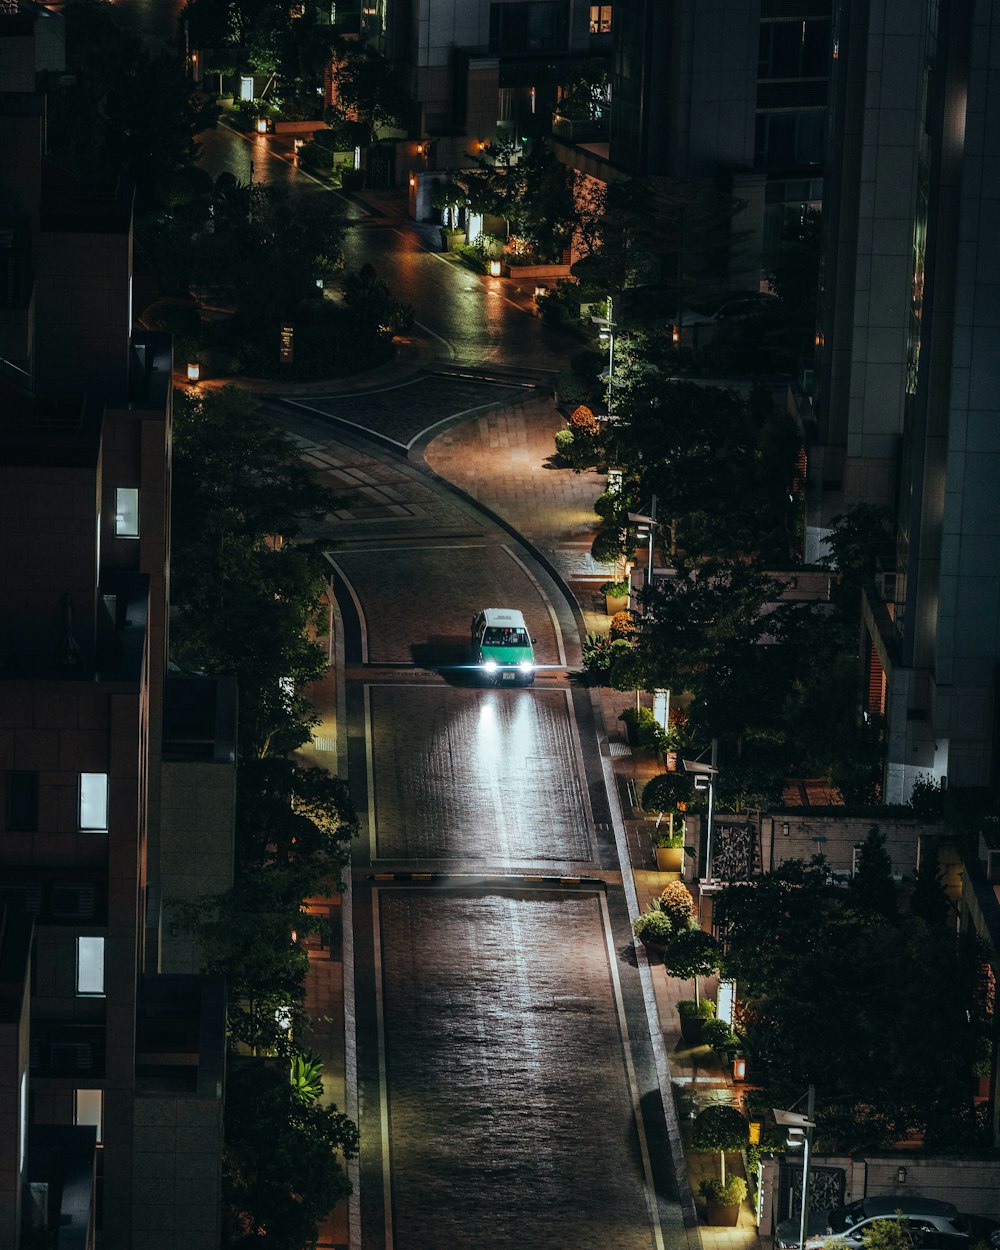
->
[288,376,529,447]
[378,889,662,1250]
[333,545,560,666]
[370,686,592,862]
[280,432,477,540]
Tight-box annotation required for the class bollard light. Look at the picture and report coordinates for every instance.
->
[256,117,267,134]
[186,362,200,382]
[489,259,502,276]
[733,1055,747,1082]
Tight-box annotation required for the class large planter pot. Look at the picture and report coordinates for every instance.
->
[606,593,629,614]
[441,230,466,252]
[655,846,684,873]
[705,1203,740,1227]
[679,1015,707,1046]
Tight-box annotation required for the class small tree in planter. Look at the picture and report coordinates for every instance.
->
[692,1104,749,1185]
[664,924,721,1037]
[641,771,689,826]
[619,706,668,754]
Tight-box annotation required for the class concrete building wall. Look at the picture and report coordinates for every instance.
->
[842,0,925,506]
[159,761,235,975]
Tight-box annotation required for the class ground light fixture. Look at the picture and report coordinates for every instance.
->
[256,117,268,134]
[489,259,502,276]
[186,362,200,383]
[773,1087,816,1250]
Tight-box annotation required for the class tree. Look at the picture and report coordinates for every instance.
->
[909,845,950,926]
[224,1058,358,1247]
[462,138,577,260]
[818,504,895,622]
[326,37,413,143]
[713,858,991,1148]
[662,925,721,1004]
[236,757,357,885]
[171,388,345,756]
[691,1105,749,1184]
[850,825,897,922]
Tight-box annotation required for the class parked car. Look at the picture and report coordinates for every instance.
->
[775,1196,1000,1250]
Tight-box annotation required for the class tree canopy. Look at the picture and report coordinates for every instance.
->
[714,858,992,1149]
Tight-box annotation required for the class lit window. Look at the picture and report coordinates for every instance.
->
[79,774,108,831]
[76,937,106,995]
[589,3,611,33]
[114,488,139,539]
[74,1088,103,1143]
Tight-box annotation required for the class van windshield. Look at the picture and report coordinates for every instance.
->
[484,627,529,647]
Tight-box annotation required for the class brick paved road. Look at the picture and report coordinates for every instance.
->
[368,686,592,863]
[330,544,561,667]
[374,889,665,1250]
[287,376,533,448]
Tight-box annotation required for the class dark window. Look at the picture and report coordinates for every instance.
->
[489,2,569,55]
[6,771,39,831]
[759,19,830,79]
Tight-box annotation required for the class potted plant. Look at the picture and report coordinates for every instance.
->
[692,1104,749,1225]
[658,880,694,928]
[698,1175,748,1226]
[641,771,689,833]
[619,706,668,755]
[631,908,674,952]
[676,996,715,1045]
[654,828,685,873]
[601,577,630,614]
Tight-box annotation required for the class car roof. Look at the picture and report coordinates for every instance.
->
[858,1198,959,1220]
[482,608,528,627]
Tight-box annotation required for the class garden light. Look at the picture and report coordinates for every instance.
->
[186,362,200,382]
[256,117,267,134]
[489,259,502,276]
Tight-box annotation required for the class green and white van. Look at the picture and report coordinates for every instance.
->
[471,608,536,686]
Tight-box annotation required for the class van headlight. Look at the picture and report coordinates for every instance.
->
[482,660,498,673]
[518,661,534,674]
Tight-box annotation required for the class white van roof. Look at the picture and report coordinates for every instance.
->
[482,608,528,628]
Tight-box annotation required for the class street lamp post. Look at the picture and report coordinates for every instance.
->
[627,495,658,591]
[773,1086,816,1250]
[682,745,718,885]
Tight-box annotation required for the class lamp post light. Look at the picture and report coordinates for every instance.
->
[627,495,658,592]
[682,749,718,885]
[773,1086,816,1250]
[592,297,617,419]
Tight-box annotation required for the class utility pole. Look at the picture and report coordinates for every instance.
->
[798,1084,816,1250]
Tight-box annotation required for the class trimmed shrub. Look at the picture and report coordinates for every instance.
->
[700,1176,748,1205]
[568,404,600,436]
[658,880,694,928]
[641,772,689,815]
[608,611,636,642]
[632,910,674,945]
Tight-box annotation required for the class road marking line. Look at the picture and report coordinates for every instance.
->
[502,544,568,667]
[370,888,395,1250]
[597,888,667,1250]
[324,554,369,663]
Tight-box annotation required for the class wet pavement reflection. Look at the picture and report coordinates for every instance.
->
[370,687,591,863]
[375,889,666,1250]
